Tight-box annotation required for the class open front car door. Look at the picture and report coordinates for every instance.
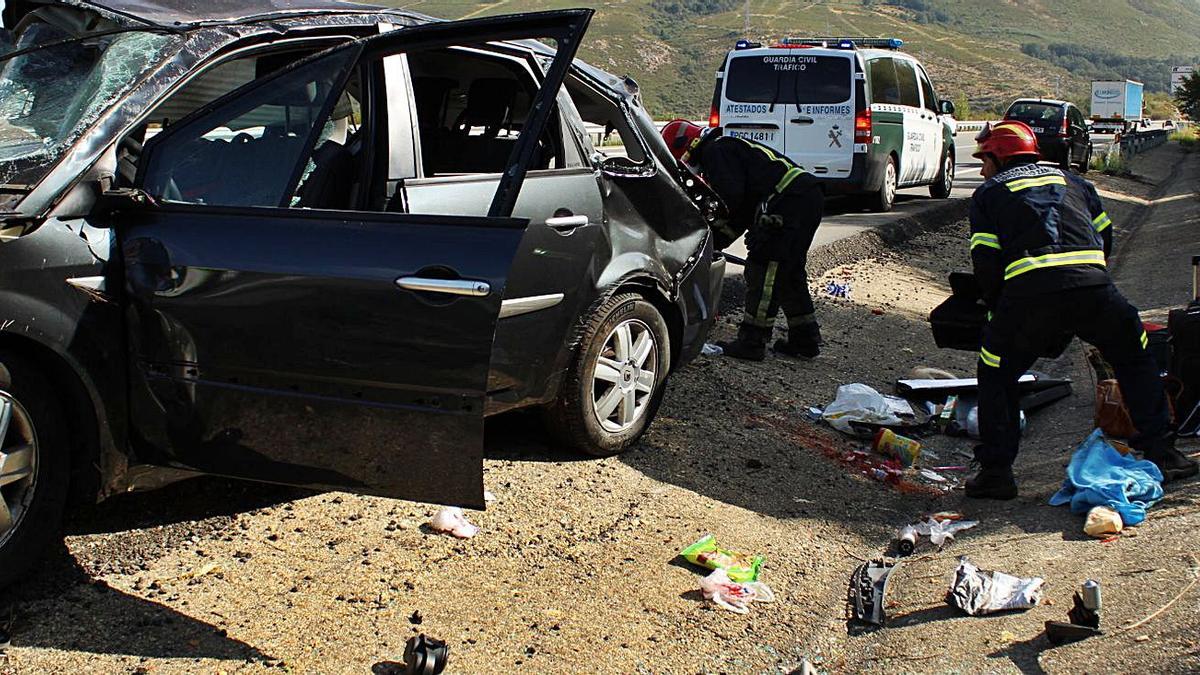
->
[111,10,593,508]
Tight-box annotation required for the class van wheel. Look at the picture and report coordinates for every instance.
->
[929,151,954,199]
[872,156,897,212]
[1078,146,1091,174]
[543,293,670,457]
[0,351,69,590]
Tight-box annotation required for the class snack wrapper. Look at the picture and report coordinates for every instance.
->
[679,534,764,582]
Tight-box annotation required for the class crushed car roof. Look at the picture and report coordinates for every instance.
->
[6,0,414,28]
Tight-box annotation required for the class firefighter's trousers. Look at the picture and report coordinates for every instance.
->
[976,283,1169,468]
[739,189,824,345]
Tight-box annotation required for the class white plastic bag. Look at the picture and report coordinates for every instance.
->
[699,568,775,614]
[949,557,1044,616]
[917,518,978,546]
[428,507,479,539]
[822,383,914,435]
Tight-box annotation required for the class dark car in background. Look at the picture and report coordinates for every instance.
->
[1003,98,1093,172]
[0,0,726,587]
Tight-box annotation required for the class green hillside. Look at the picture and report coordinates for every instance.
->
[388,0,1200,118]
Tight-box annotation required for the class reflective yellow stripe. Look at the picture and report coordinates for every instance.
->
[755,261,779,325]
[1003,250,1107,280]
[970,232,1001,251]
[980,347,1002,368]
[739,138,807,194]
[1092,211,1112,232]
[1005,175,1067,192]
[775,167,805,194]
[1141,330,1149,349]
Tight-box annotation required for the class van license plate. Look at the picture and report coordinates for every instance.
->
[727,129,777,144]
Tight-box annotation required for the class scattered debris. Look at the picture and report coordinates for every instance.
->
[848,560,898,626]
[1045,580,1103,645]
[427,507,479,539]
[400,634,450,675]
[1049,429,1164,526]
[822,383,917,436]
[824,280,852,299]
[907,366,959,380]
[698,567,775,614]
[1084,506,1124,538]
[483,490,497,503]
[948,557,1044,616]
[895,372,1045,398]
[873,428,922,466]
[701,342,724,356]
[895,516,978,555]
[680,534,763,582]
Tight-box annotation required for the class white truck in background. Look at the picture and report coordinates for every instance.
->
[1090,80,1144,134]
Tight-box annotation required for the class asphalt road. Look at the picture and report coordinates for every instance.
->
[723,129,984,266]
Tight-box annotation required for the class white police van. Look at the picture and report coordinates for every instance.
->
[709,37,957,211]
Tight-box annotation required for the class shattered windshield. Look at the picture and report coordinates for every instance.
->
[0,22,176,195]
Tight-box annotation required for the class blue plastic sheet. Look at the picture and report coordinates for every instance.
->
[1048,429,1164,526]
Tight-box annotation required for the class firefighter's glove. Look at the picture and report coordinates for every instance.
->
[756,212,785,229]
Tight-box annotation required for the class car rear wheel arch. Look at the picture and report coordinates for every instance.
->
[0,334,103,505]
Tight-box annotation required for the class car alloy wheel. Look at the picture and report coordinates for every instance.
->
[590,318,658,434]
[874,156,897,212]
[0,393,38,548]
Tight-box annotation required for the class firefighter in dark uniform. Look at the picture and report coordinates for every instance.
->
[661,120,824,361]
[966,120,1197,499]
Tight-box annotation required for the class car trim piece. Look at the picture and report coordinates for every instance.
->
[396,277,491,297]
[498,293,564,319]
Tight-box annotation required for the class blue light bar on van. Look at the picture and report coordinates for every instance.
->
[734,39,761,50]
[780,37,903,50]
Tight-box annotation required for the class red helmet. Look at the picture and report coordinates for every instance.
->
[661,119,705,162]
[973,120,1040,162]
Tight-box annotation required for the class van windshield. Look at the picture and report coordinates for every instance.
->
[724,54,851,105]
[0,22,176,201]
[1006,102,1064,126]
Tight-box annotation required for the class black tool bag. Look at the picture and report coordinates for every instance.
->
[1170,255,1200,434]
[929,272,988,352]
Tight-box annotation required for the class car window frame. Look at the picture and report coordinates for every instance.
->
[136,43,363,209]
[916,64,939,113]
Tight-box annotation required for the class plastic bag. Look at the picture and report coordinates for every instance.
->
[822,383,915,435]
[680,534,764,582]
[917,518,978,546]
[699,568,775,614]
[428,507,479,539]
[949,557,1044,616]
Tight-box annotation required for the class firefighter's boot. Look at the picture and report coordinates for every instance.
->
[965,455,1018,500]
[1141,435,1199,483]
[717,325,769,362]
[773,320,821,359]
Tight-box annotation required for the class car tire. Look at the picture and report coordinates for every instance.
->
[872,155,897,212]
[1078,146,1091,174]
[543,293,671,457]
[1059,148,1072,171]
[928,151,954,199]
[0,350,70,590]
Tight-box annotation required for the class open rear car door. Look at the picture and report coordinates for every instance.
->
[109,10,593,508]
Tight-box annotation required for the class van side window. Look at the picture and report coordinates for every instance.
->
[918,70,938,113]
[868,58,901,106]
[893,59,921,109]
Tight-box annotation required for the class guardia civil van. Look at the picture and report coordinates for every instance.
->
[710,37,957,212]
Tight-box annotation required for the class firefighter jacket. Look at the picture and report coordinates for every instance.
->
[693,135,816,231]
[969,162,1113,308]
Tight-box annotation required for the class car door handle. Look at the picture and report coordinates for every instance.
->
[545,215,589,230]
[790,116,815,125]
[395,277,491,297]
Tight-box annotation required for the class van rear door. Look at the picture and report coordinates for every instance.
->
[779,51,855,177]
[719,52,789,150]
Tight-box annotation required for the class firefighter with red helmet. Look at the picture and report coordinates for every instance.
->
[966,120,1197,499]
[662,120,824,361]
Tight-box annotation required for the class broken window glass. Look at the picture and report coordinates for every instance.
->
[0,22,175,194]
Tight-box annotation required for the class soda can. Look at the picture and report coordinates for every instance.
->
[897,525,918,556]
[1082,579,1102,611]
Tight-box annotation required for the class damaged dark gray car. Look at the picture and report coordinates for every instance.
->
[0,0,726,587]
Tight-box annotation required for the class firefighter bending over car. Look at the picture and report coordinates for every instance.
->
[662,121,824,361]
[965,120,1198,500]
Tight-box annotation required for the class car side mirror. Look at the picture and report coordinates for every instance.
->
[939,100,955,116]
[599,155,655,179]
